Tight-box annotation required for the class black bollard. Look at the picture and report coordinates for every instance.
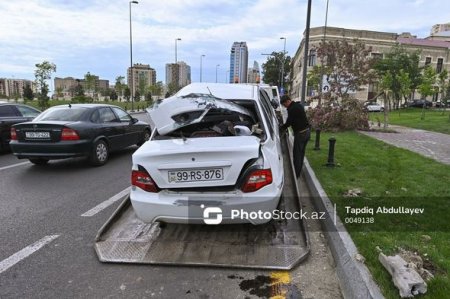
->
[326,137,336,167]
[314,129,321,150]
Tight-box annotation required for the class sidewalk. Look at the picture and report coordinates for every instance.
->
[359,124,450,165]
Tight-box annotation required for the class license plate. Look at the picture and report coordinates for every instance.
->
[168,168,224,183]
[25,131,50,139]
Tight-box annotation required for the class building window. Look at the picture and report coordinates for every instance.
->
[425,57,431,66]
[437,58,443,73]
[308,49,316,66]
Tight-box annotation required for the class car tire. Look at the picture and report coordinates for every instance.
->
[380,107,385,112]
[90,140,109,166]
[29,158,49,165]
[137,129,151,146]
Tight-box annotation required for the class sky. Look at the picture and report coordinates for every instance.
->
[1,0,449,88]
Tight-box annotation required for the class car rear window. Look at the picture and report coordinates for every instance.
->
[35,107,87,121]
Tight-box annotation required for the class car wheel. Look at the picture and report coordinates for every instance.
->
[90,140,109,166]
[380,107,385,112]
[29,158,49,165]
[137,129,151,146]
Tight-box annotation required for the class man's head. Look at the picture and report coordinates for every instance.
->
[280,95,292,108]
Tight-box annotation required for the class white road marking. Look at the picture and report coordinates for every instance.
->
[0,235,60,274]
[0,161,30,171]
[81,187,131,217]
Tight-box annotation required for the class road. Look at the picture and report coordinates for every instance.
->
[0,113,341,299]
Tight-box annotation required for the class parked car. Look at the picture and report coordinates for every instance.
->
[364,102,384,112]
[130,83,284,225]
[10,104,150,166]
[408,99,432,108]
[434,101,450,108]
[0,103,41,151]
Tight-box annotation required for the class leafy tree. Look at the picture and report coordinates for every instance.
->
[437,70,449,112]
[34,61,56,110]
[138,74,147,98]
[124,86,131,102]
[148,81,163,98]
[167,82,181,96]
[374,45,422,109]
[261,51,291,89]
[23,84,34,102]
[55,86,64,100]
[115,76,125,101]
[316,40,375,102]
[134,90,141,102]
[418,66,437,120]
[145,91,152,102]
[110,89,118,101]
[84,72,96,99]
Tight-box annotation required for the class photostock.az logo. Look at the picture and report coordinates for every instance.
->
[201,204,222,225]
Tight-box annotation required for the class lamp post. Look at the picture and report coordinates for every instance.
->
[300,0,312,105]
[175,38,181,63]
[200,54,205,82]
[280,37,286,92]
[215,64,220,83]
[129,0,138,111]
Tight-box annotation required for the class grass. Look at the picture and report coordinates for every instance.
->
[369,108,450,134]
[306,131,450,298]
[23,99,151,112]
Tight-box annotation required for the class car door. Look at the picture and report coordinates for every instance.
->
[110,107,139,147]
[96,107,123,151]
[0,105,27,146]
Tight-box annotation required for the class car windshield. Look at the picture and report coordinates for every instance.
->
[34,107,87,121]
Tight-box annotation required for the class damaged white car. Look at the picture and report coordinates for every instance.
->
[130,83,284,224]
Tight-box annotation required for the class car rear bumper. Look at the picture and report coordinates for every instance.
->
[130,183,283,225]
[10,140,92,159]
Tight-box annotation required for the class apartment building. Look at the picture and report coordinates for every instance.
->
[229,42,248,83]
[127,63,156,97]
[0,78,35,98]
[291,24,450,102]
[54,76,109,98]
[166,61,191,88]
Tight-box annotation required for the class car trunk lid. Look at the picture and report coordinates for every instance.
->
[13,121,78,142]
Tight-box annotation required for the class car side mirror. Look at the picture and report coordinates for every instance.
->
[271,99,279,109]
[131,117,139,124]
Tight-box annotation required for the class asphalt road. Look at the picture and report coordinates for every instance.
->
[0,113,341,299]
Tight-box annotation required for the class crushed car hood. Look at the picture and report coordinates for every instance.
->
[147,93,253,135]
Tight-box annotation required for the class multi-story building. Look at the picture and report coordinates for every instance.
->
[247,61,261,84]
[54,76,109,98]
[229,42,248,83]
[166,61,191,88]
[291,25,450,102]
[0,78,35,98]
[428,23,450,42]
[127,63,157,96]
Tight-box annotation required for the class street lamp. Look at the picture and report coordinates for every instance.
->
[175,38,181,63]
[300,0,312,105]
[280,37,287,93]
[215,64,220,83]
[200,54,205,82]
[129,0,138,111]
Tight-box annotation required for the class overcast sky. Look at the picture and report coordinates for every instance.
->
[0,0,449,86]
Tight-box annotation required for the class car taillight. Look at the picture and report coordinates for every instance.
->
[61,128,80,141]
[241,169,273,193]
[10,128,17,140]
[132,170,160,193]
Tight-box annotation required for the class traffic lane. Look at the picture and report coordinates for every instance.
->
[0,149,26,168]
[0,147,135,262]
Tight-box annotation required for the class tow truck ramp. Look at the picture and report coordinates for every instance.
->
[95,134,310,270]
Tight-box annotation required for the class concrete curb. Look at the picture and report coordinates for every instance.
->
[303,158,385,299]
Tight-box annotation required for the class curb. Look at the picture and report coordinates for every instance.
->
[303,158,385,299]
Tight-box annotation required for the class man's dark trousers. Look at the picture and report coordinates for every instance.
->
[293,129,310,178]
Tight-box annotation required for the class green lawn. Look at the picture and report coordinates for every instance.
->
[306,131,450,298]
[369,108,450,134]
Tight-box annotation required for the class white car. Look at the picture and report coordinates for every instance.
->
[130,83,284,225]
[364,102,384,112]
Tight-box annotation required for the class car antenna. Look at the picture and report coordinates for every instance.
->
[206,86,213,96]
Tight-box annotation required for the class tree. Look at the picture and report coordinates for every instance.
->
[34,61,56,110]
[55,86,64,100]
[167,82,181,96]
[124,87,131,102]
[261,51,291,89]
[374,45,422,109]
[138,74,147,99]
[437,70,448,113]
[115,76,125,101]
[134,90,141,102]
[418,66,436,120]
[84,72,96,99]
[148,81,163,98]
[110,89,118,101]
[316,39,375,102]
[23,84,34,102]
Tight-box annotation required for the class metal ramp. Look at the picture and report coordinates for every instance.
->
[94,134,310,270]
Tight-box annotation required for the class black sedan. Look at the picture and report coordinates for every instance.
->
[10,104,151,166]
[0,103,41,151]
[408,99,432,108]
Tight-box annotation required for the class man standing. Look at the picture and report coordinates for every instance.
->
[279,95,310,178]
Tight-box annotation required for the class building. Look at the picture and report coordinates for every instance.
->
[166,61,191,88]
[229,42,248,83]
[247,61,261,84]
[428,23,450,42]
[0,78,35,99]
[127,63,157,97]
[54,76,109,98]
[291,25,450,102]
